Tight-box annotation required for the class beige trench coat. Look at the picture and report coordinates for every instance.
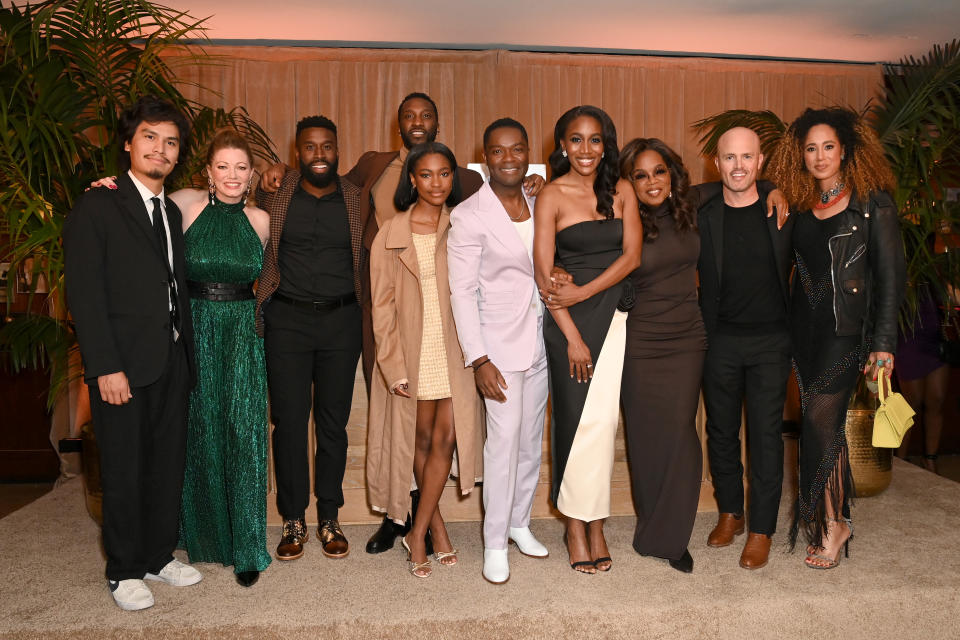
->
[366,208,484,524]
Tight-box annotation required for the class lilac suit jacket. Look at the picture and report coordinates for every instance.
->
[448,182,542,373]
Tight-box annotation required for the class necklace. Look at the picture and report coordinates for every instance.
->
[816,181,848,209]
[508,198,528,221]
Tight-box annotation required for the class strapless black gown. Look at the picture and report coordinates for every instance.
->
[543,219,627,521]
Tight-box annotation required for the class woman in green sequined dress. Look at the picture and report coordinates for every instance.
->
[94,129,271,586]
[177,130,271,587]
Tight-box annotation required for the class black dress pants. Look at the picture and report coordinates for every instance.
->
[90,337,190,581]
[702,331,791,535]
[264,298,361,522]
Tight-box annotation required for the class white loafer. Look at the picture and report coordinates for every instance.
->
[509,526,549,557]
[482,548,509,584]
[109,579,154,611]
[145,559,202,587]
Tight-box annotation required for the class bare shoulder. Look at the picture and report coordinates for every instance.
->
[614,177,634,198]
[244,205,270,244]
[535,181,563,207]
[169,188,206,211]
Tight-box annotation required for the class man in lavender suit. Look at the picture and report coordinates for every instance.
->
[448,118,549,584]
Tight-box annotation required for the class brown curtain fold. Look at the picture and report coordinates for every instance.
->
[170,46,883,183]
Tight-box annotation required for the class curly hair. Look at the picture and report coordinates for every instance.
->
[548,105,620,219]
[393,141,463,211]
[619,137,696,241]
[766,107,896,210]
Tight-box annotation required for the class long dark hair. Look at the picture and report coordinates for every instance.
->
[619,137,696,241]
[393,142,463,211]
[548,105,619,219]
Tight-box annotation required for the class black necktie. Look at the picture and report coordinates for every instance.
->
[150,197,180,336]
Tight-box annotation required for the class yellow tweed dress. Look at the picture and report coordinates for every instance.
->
[412,232,451,400]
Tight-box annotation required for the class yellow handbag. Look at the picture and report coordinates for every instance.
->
[871,373,916,448]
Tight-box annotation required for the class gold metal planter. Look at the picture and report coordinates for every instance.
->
[845,408,892,497]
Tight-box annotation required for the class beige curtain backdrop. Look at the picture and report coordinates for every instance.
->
[58,46,883,523]
[170,47,883,182]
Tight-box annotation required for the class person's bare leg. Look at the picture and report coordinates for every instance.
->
[587,518,611,571]
[805,488,851,568]
[921,365,950,473]
[408,399,456,566]
[564,518,596,574]
[406,400,438,572]
[423,399,457,564]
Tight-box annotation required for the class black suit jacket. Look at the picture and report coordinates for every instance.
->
[696,183,794,338]
[64,173,195,387]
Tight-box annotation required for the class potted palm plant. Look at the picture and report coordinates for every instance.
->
[0,0,279,514]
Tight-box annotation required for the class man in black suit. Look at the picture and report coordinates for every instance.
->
[64,96,200,610]
[697,127,793,571]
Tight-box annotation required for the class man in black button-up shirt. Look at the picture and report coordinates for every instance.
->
[255,116,365,562]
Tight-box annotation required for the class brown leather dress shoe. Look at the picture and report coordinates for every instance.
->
[739,532,772,570]
[707,512,745,547]
[318,519,349,558]
[276,517,308,561]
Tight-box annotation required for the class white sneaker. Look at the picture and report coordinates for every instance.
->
[144,559,202,587]
[509,526,549,557]
[109,579,154,611]
[483,548,509,584]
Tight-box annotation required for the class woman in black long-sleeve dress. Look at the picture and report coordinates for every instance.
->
[618,138,706,573]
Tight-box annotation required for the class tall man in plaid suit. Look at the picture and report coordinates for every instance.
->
[255,115,366,562]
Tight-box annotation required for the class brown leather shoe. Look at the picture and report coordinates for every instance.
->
[707,512,745,547]
[318,519,349,558]
[276,517,308,561]
[739,532,772,570]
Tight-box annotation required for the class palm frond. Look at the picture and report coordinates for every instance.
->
[691,109,787,158]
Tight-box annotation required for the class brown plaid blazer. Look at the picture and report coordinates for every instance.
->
[254,169,364,336]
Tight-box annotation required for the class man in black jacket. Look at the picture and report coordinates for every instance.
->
[64,96,200,610]
[697,127,794,571]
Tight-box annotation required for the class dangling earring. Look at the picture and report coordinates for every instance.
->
[243,181,252,206]
[208,178,216,204]
[841,152,846,160]
[601,152,605,159]
[561,149,567,158]
[669,191,673,199]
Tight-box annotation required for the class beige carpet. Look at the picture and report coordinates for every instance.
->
[2,457,958,640]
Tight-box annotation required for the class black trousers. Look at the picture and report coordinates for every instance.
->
[264,298,361,521]
[90,337,190,581]
[702,331,791,535]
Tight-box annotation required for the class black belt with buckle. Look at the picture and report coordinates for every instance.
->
[187,281,255,302]
[272,291,356,312]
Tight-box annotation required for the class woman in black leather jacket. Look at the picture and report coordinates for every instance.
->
[768,107,906,570]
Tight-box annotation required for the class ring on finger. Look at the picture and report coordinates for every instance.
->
[586,363,593,368]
